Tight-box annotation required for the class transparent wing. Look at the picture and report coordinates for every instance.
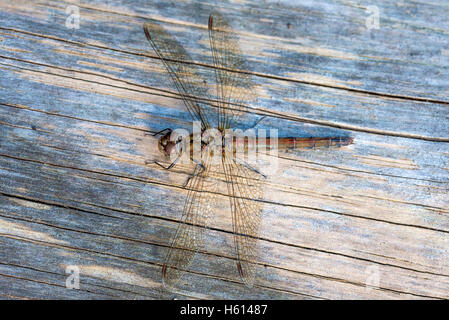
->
[208,12,256,130]
[162,152,219,289]
[144,22,214,129]
[209,12,264,286]
[222,151,264,287]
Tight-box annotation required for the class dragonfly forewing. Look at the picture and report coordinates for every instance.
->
[143,22,216,130]
[162,151,219,289]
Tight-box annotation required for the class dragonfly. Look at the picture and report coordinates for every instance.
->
[143,12,353,289]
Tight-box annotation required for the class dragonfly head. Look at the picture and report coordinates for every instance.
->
[158,129,184,159]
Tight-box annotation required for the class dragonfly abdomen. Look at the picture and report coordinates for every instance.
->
[276,137,354,151]
[225,136,353,154]
[185,135,353,160]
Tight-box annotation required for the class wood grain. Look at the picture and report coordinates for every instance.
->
[0,0,448,299]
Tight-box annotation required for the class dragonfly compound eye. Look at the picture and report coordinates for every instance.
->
[160,139,183,159]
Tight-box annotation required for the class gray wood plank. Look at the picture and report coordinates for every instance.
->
[0,0,448,299]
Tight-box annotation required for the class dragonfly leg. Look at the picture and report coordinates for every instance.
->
[183,162,206,188]
[145,128,172,137]
[145,153,181,170]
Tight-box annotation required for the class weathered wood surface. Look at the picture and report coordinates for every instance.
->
[0,0,448,299]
